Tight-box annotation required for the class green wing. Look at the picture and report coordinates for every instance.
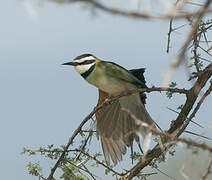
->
[100,61,147,88]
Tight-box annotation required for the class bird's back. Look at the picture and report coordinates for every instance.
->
[87,61,147,95]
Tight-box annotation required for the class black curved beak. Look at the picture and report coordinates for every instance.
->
[62,62,78,66]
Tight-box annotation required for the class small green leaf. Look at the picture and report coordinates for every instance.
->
[26,162,42,177]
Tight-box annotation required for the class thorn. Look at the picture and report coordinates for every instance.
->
[184,131,212,140]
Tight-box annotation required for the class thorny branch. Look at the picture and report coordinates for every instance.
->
[46,86,188,180]
[25,128,212,178]
[46,105,99,180]
[29,68,212,179]
[193,26,201,72]
[52,0,212,20]
[166,107,204,129]
[26,79,212,179]
[45,63,212,179]
[178,0,212,62]
[166,0,182,53]
[121,108,212,153]
[74,149,123,176]
[66,159,97,180]
[124,64,212,180]
[29,1,212,179]
[163,0,212,87]
[75,130,93,161]
[25,147,123,176]
[177,82,212,136]
[202,156,212,180]
[167,18,173,53]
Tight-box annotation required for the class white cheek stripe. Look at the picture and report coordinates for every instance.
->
[75,62,95,74]
[75,56,95,63]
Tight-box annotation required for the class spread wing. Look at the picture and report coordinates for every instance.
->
[95,68,149,165]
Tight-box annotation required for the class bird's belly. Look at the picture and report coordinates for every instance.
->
[99,82,128,95]
[87,75,135,95]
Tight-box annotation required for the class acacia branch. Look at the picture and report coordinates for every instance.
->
[167,19,173,53]
[27,69,212,179]
[43,74,210,179]
[169,63,212,133]
[124,63,212,179]
[74,149,123,176]
[202,156,212,180]
[46,86,188,179]
[163,0,211,87]
[46,107,99,180]
[177,82,212,136]
[51,0,212,20]
[122,108,212,153]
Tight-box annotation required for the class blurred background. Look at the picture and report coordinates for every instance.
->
[0,0,211,179]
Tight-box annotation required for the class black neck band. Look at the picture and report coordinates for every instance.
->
[81,64,95,79]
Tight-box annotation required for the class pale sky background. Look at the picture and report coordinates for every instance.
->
[0,1,212,180]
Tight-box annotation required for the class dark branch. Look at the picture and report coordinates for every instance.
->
[202,157,212,180]
[46,86,188,179]
[124,63,212,180]
[51,0,212,20]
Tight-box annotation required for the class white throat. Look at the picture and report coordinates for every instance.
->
[75,62,95,74]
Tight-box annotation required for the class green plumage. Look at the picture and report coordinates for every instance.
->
[62,54,156,165]
[86,61,147,95]
[102,61,147,88]
[85,60,155,165]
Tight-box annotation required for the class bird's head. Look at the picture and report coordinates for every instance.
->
[62,54,99,75]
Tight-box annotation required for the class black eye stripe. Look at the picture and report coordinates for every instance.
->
[78,60,95,65]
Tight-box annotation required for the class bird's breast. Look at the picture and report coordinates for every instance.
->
[86,68,135,95]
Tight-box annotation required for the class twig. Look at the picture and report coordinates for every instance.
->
[124,63,212,180]
[167,18,173,53]
[178,0,212,64]
[75,130,93,161]
[121,108,212,153]
[46,107,99,179]
[66,159,97,180]
[154,167,177,180]
[46,61,211,180]
[198,57,212,63]
[177,82,212,136]
[82,164,97,180]
[198,45,212,57]
[166,0,182,53]
[46,86,185,179]
[184,131,212,141]
[163,0,212,86]
[169,63,212,134]
[44,62,211,180]
[74,149,123,176]
[51,0,212,20]
[166,107,204,128]
[46,64,211,179]
[193,24,201,72]
[202,156,212,180]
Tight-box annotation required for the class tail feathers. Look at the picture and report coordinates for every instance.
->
[101,137,111,164]
[101,136,126,165]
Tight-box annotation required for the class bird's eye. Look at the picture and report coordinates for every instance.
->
[83,60,95,65]
[84,60,90,64]
[77,60,95,65]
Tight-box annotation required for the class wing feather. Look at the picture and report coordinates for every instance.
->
[95,67,156,164]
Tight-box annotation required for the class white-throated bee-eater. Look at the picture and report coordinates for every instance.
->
[62,54,156,165]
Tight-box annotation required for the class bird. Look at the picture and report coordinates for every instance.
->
[62,54,156,165]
